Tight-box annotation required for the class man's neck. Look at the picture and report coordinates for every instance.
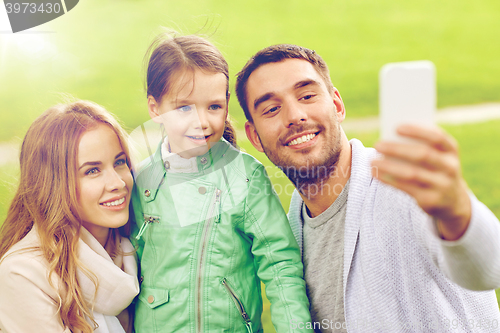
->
[301,137,352,218]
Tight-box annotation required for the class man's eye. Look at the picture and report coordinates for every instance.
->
[209,104,222,111]
[85,167,99,175]
[264,106,280,115]
[300,94,315,101]
[178,105,192,112]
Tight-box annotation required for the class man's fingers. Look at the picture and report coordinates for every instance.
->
[374,142,461,177]
[397,124,459,153]
[372,157,452,189]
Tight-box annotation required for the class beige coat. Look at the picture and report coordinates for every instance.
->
[0,227,139,333]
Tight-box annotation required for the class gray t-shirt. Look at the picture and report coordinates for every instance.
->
[302,180,349,333]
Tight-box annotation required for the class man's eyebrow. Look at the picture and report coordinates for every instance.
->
[253,92,275,111]
[294,79,320,90]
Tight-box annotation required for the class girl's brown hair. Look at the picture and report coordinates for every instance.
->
[145,33,236,145]
[0,100,132,332]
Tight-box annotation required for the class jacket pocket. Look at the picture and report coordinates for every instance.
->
[221,278,253,333]
[138,287,169,309]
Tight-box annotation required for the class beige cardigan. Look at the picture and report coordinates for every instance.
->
[0,227,139,333]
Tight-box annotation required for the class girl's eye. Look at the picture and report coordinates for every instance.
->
[178,105,192,112]
[208,104,222,111]
[115,158,127,167]
[85,167,99,176]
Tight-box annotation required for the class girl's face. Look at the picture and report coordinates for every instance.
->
[148,69,228,159]
[77,123,133,246]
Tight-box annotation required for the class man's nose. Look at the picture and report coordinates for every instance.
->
[284,100,308,127]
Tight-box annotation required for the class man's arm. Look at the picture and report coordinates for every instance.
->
[371,124,500,290]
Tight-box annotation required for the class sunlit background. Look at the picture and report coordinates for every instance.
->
[1,0,500,331]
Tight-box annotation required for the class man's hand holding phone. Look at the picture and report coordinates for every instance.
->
[373,61,471,241]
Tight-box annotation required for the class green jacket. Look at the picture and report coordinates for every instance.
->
[131,139,312,333]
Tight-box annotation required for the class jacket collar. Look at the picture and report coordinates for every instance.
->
[342,139,376,292]
[134,138,232,202]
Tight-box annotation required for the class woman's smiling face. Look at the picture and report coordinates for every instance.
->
[76,123,133,245]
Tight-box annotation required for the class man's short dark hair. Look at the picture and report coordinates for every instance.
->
[235,44,334,122]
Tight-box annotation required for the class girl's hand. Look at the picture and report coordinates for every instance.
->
[371,124,471,241]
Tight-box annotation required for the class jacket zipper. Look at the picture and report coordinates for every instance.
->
[196,188,222,332]
[221,278,253,333]
[135,214,160,240]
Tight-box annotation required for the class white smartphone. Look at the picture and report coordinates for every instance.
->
[379,60,436,142]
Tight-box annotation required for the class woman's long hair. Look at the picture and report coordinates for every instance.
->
[0,100,132,332]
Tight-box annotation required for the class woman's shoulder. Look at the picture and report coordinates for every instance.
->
[0,228,57,293]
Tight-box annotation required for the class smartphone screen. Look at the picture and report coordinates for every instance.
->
[379,60,436,142]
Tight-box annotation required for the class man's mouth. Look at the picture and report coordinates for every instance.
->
[286,132,318,146]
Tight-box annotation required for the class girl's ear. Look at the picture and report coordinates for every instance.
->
[148,96,163,124]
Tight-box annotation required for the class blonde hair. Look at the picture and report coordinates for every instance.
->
[0,100,132,332]
[145,32,236,145]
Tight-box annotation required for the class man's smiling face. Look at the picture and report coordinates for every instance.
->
[245,58,346,183]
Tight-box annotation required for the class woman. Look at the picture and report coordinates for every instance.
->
[0,100,139,333]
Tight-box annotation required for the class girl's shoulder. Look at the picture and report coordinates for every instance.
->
[219,141,265,175]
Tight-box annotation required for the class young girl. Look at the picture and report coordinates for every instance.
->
[132,34,313,332]
[0,101,139,333]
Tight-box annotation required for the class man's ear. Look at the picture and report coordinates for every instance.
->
[332,88,346,123]
[148,96,163,124]
[245,121,264,153]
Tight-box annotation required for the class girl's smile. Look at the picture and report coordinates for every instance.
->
[148,69,228,159]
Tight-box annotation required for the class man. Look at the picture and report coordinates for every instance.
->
[235,44,500,332]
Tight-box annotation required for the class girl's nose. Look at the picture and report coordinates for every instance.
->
[194,109,209,129]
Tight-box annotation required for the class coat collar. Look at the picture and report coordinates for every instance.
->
[133,138,233,202]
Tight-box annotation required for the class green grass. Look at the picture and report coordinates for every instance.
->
[1,0,500,141]
[1,0,500,331]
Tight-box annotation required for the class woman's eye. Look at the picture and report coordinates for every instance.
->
[208,104,222,111]
[178,105,192,112]
[115,158,127,167]
[85,167,99,175]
